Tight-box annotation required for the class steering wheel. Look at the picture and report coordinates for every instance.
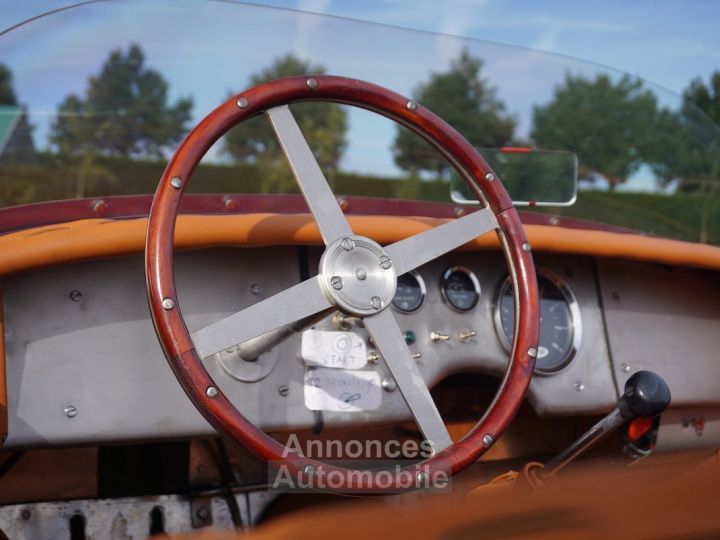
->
[145,75,539,491]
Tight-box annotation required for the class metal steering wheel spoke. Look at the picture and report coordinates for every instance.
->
[191,275,332,359]
[363,309,453,452]
[384,206,498,276]
[267,105,353,245]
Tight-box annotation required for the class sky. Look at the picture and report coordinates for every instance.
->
[251,0,720,96]
[4,0,719,95]
[1,0,719,185]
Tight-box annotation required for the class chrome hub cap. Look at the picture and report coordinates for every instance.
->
[319,235,397,316]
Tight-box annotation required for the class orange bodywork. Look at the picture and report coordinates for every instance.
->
[2,213,720,278]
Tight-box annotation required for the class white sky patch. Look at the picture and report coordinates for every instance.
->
[295,0,331,58]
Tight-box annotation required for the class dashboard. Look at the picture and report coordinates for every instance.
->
[1,245,719,453]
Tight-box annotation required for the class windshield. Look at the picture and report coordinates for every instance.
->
[1,0,719,244]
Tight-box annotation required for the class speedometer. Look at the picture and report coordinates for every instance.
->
[495,269,581,374]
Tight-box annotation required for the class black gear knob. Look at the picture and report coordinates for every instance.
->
[618,370,671,420]
[540,370,671,479]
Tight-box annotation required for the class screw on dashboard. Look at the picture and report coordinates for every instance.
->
[69,290,83,302]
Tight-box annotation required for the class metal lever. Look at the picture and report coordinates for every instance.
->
[539,370,671,479]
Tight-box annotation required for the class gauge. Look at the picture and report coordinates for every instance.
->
[440,267,481,312]
[392,271,426,313]
[494,269,581,375]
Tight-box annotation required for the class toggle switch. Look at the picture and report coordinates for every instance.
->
[430,331,450,343]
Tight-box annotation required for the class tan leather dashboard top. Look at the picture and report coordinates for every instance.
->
[1,213,720,277]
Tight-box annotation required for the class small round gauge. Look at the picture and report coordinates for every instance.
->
[440,267,481,312]
[392,271,426,313]
[495,269,581,375]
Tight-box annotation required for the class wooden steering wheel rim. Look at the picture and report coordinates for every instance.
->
[145,75,539,491]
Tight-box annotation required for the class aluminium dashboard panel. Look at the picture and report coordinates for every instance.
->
[307,248,618,416]
[1,248,311,448]
[597,259,720,407]
[2,246,617,449]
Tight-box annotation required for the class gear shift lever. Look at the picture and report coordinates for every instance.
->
[539,371,671,479]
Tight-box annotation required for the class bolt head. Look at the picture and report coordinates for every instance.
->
[306,78,318,89]
[236,97,249,109]
[483,434,494,446]
[370,296,382,310]
[416,471,429,483]
[621,363,631,373]
[340,237,355,251]
[170,176,182,189]
[303,464,316,475]
[161,297,175,310]
[528,347,538,358]
[69,290,83,302]
[575,381,585,392]
[250,283,263,295]
[381,377,397,392]
[195,506,210,520]
[278,385,290,397]
[330,276,343,290]
[522,242,531,252]
[379,255,392,269]
[64,405,77,418]
[406,100,417,111]
[356,269,367,281]
[206,386,218,398]
[485,172,495,182]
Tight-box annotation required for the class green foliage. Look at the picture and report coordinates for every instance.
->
[533,189,720,244]
[652,73,720,186]
[392,49,515,178]
[224,55,347,171]
[532,74,658,189]
[4,153,719,245]
[50,44,193,158]
[0,64,18,105]
[684,72,720,126]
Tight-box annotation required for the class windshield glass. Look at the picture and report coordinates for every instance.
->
[1,0,719,244]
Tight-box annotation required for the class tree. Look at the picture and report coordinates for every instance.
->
[0,64,18,105]
[531,74,658,189]
[224,55,347,172]
[50,44,192,158]
[684,72,720,126]
[648,72,720,242]
[393,49,515,178]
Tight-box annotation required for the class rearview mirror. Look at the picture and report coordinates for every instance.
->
[451,147,578,206]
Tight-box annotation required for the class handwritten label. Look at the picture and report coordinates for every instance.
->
[301,329,367,370]
[303,368,381,412]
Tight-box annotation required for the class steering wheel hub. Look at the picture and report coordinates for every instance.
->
[318,235,397,316]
